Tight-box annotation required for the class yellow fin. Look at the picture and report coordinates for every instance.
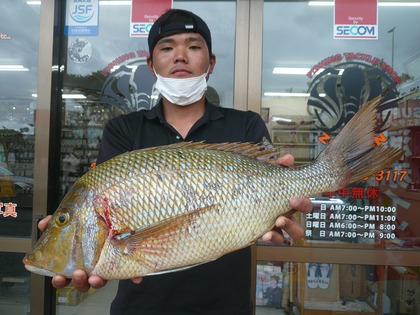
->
[317,96,404,187]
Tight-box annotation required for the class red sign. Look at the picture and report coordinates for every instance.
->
[130,0,172,37]
[334,0,378,39]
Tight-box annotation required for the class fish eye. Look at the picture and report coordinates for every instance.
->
[55,213,69,227]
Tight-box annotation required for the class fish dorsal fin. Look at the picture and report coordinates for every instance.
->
[156,139,280,164]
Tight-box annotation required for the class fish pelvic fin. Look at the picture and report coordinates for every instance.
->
[316,95,404,189]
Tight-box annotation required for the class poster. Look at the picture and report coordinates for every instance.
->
[65,0,99,36]
[256,264,283,308]
[334,0,378,39]
[130,0,173,37]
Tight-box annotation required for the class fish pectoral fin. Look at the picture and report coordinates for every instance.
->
[112,204,219,255]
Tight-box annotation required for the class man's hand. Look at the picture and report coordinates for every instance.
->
[261,154,313,244]
[38,216,141,292]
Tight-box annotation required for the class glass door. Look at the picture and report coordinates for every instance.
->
[257,1,420,314]
[53,1,237,314]
[0,0,42,314]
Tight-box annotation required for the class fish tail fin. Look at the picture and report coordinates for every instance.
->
[315,96,404,190]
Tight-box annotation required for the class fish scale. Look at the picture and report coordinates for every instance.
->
[23,96,404,279]
[91,153,322,279]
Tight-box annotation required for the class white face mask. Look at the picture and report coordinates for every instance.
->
[154,68,209,106]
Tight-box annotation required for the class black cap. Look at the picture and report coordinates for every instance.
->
[148,9,212,58]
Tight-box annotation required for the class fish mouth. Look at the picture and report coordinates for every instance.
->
[24,264,57,277]
[23,257,57,278]
[22,255,33,267]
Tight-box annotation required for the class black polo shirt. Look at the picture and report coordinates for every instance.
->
[98,100,270,315]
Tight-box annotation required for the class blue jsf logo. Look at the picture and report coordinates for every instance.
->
[335,25,377,38]
[131,23,153,36]
[70,3,95,23]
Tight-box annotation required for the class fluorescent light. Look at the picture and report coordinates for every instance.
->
[110,65,138,72]
[52,65,65,72]
[380,2,420,6]
[273,67,311,75]
[264,92,310,97]
[62,94,86,99]
[27,0,131,5]
[0,65,29,71]
[99,1,131,5]
[309,1,420,6]
[273,67,325,75]
[308,1,334,6]
[272,117,293,123]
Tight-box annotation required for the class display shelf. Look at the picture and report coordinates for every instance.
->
[294,263,382,315]
[271,129,320,163]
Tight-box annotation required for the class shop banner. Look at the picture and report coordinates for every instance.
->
[334,0,378,39]
[65,0,99,36]
[130,0,173,37]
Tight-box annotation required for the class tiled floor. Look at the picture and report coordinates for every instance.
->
[0,278,288,315]
[56,281,118,315]
[0,278,30,315]
[55,280,288,315]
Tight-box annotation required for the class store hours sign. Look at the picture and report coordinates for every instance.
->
[306,200,397,242]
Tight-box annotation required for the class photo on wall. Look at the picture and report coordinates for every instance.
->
[256,262,283,308]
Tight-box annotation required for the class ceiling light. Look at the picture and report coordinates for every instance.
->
[27,0,131,5]
[110,65,138,72]
[273,67,311,75]
[308,1,334,5]
[264,92,310,97]
[272,117,293,123]
[62,94,86,99]
[379,2,420,6]
[308,1,420,6]
[0,65,29,71]
[99,1,131,5]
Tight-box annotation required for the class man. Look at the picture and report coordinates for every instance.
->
[40,9,312,314]
[264,275,282,308]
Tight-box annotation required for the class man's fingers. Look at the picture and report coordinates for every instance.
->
[275,154,294,167]
[290,197,313,214]
[131,277,143,284]
[261,230,285,244]
[38,215,52,232]
[51,275,71,289]
[275,216,304,240]
[71,270,91,292]
[88,275,108,289]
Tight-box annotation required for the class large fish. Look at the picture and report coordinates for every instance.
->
[23,96,403,279]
